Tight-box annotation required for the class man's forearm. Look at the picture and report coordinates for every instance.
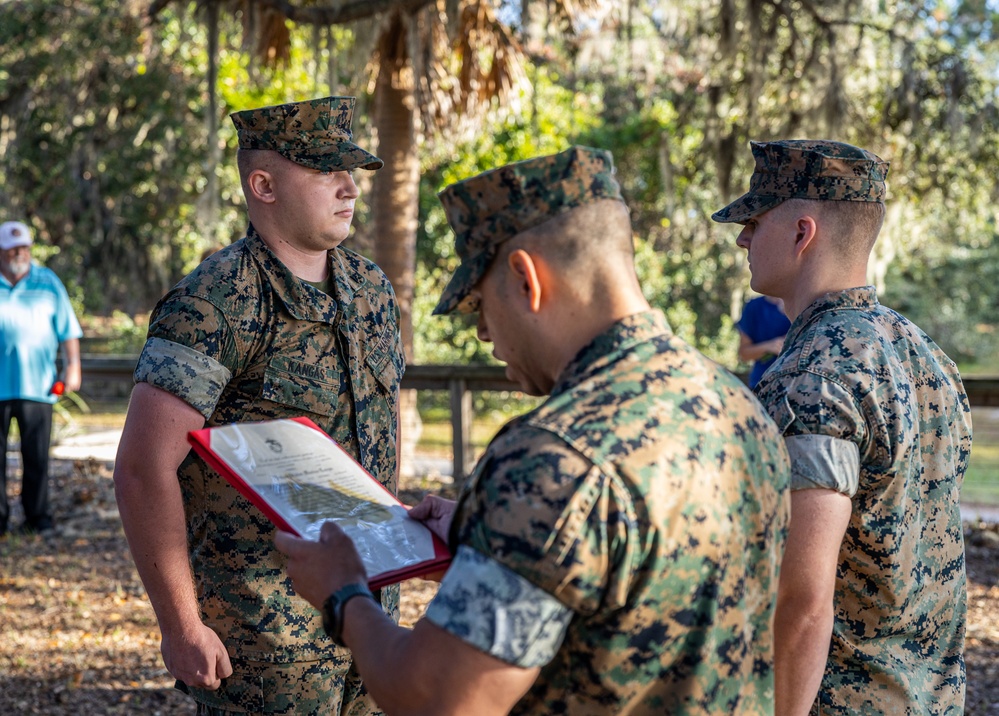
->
[114,468,201,632]
[61,338,82,392]
[341,603,535,716]
[774,596,834,716]
[773,477,853,714]
[340,600,440,715]
[739,339,778,363]
[276,523,539,714]
[113,382,213,629]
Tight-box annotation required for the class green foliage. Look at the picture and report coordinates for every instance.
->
[632,235,741,367]
[0,0,208,314]
[3,0,999,379]
[0,1,368,317]
[884,237,999,369]
[569,0,999,370]
[413,66,598,366]
[81,311,150,355]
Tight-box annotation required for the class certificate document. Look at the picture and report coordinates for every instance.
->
[188,417,451,588]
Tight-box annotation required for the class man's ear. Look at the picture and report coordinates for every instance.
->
[507,249,543,313]
[247,169,277,204]
[792,215,818,259]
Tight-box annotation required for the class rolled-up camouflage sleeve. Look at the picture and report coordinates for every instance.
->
[424,545,573,667]
[784,434,860,496]
[134,292,237,418]
[765,373,865,496]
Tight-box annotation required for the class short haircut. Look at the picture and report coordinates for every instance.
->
[236,149,282,198]
[502,199,634,269]
[483,199,636,303]
[778,198,885,259]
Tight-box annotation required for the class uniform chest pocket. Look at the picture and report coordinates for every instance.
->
[260,355,339,417]
[363,324,404,395]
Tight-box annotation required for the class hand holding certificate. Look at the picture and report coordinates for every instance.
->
[187,417,451,588]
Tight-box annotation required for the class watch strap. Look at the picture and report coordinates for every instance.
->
[322,582,376,646]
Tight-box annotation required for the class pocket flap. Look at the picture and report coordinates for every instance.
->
[261,356,338,416]
[365,325,404,393]
[767,393,797,435]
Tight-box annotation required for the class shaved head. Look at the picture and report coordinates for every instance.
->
[503,199,635,273]
[488,199,638,305]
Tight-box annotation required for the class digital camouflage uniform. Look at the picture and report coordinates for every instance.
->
[133,97,402,715]
[428,147,792,715]
[754,288,971,715]
[715,140,973,715]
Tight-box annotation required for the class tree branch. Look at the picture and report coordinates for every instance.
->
[794,0,902,41]
[256,0,435,24]
[149,0,435,24]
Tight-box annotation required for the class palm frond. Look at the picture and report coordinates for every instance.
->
[411,0,528,138]
[151,0,599,137]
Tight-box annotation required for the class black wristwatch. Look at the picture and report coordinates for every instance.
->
[321,582,376,647]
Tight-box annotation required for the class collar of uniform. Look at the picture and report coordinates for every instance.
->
[245,224,341,325]
[550,310,672,398]
[784,286,880,348]
[328,249,360,307]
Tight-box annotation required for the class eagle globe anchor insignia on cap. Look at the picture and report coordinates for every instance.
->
[711,139,890,224]
[230,96,383,173]
[432,145,625,316]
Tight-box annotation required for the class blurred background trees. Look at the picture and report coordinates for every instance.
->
[2,0,998,373]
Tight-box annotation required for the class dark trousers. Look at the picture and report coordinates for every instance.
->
[0,399,54,532]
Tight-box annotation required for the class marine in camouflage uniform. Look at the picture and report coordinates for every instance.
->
[714,140,972,715]
[271,146,791,715]
[433,314,791,714]
[116,97,404,715]
[425,147,791,714]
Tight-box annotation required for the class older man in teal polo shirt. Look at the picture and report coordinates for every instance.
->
[0,220,83,536]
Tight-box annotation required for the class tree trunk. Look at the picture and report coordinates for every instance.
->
[370,14,421,477]
[197,0,221,247]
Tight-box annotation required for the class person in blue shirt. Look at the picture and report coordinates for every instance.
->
[0,220,82,536]
[737,295,790,388]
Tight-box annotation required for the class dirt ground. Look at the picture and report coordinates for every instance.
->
[1,459,997,715]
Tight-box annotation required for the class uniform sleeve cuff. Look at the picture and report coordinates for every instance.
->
[785,434,860,497]
[425,545,573,668]
[134,337,232,418]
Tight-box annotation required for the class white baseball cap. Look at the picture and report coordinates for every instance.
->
[0,221,33,251]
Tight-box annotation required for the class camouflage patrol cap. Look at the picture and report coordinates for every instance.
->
[711,139,889,224]
[230,96,383,172]
[433,146,624,315]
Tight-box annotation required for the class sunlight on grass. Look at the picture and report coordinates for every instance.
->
[965,444,999,504]
[417,419,508,455]
[965,408,999,505]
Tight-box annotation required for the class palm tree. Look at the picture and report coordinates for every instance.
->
[148,0,592,472]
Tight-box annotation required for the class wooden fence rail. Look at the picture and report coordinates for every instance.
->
[78,356,999,481]
[78,356,520,481]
